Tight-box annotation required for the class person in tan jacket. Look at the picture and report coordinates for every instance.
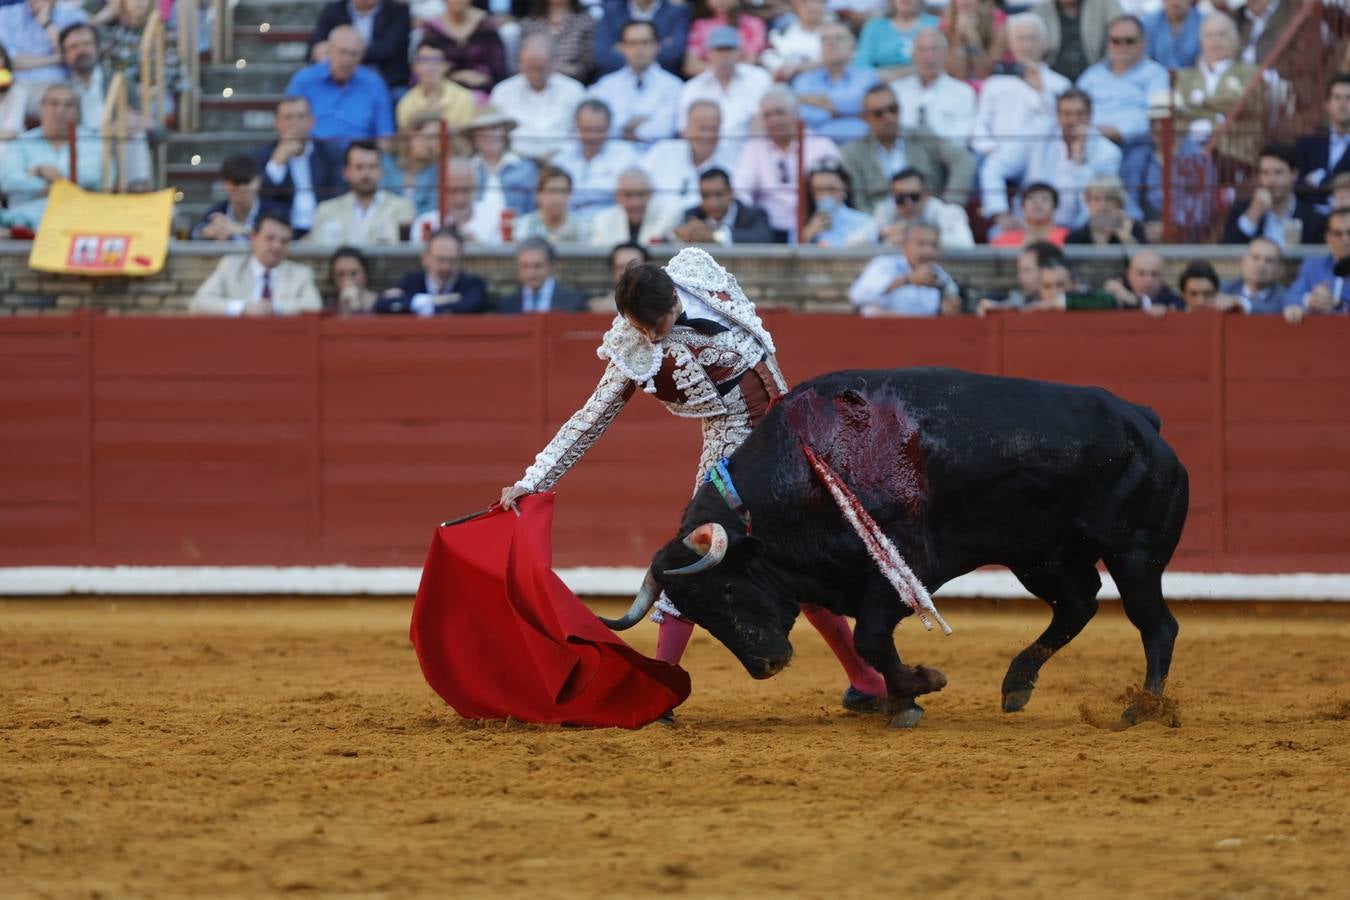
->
[1172,13,1264,167]
[190,214,322,316]
[306,141,415,245]
[841,84,976,212]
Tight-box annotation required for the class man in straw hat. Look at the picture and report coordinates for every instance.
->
[463,103,539,216]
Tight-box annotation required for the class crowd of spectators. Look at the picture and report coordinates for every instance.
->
[2,0,1349,321]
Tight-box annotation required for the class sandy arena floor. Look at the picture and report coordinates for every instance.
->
[2,597,1349,899]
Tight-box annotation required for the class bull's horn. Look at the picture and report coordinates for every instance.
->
[599,569,661,630]
[663,523,729,576]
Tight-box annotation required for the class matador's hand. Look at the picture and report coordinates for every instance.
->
[499,485,529,513]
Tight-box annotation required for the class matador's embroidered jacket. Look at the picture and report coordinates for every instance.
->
[515,247,789,495]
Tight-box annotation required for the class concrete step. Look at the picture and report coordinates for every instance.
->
[167,165,222,204]
[199,92,286,132]
[233,0,329,28]
[202,61,301,94]
[166,132,268,166]
[232,26,311,67]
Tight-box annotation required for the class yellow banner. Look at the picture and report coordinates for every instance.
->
[27,181,174,277]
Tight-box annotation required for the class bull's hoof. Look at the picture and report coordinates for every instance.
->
[1121,687,1181,728]
[887,703,925,729]
[842,686,886,714]
[1002,689,1033,713]
[913,665,948,695]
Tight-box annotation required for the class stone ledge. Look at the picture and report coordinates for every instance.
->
[0,241,1318,316]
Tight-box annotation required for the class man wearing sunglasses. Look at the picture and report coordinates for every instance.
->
[1076,14,1167,198]
[872,168,974,248]
[841,83,974,213]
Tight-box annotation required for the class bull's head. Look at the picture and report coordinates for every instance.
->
[602,522,797,679]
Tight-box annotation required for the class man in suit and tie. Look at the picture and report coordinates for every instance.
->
[496,238,589,314]
[374,228,488,315]
[1295,75,1350,197]
[1218,238,1286,315]
[1283,206,1350,323]
[671,168,777,245]
[306,140,414,245]
[1220,143,1326,248]
[252,96,346,238]
[841,84,975,213]
[307,0,411,90]
[190,214,322,316]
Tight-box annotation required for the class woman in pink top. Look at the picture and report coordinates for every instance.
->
[685,0,768,77]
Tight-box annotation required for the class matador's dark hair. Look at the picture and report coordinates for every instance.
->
[615,262,677,328]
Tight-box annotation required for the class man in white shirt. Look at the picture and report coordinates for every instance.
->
[551,98,641,213]
[733,86,840,239]
[979,87,1120,229]
[972,14,1071,158]
[488,33,585,161]
[640,99,738,211]
[677,25,771,155]
[588,20,682,144]
[307,140,415,244]
[849,221,962,317]
[587,167,683,246]
[890,29,976,149]
[410,157,504,245]
[191,214,322,316]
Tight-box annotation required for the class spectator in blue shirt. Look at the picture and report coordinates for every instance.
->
[593,0,690,78]
[0,0,87,87]
[849,220,962,316]
[1143,0,1200,70]
[285,25,394,145]
[1283,207,1350,324]
[588,20,683,143]
[791,21,878,144]
[1077,14,1168,178]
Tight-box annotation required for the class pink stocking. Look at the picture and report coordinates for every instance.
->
[655,614,695,665]
[800,604,887,696]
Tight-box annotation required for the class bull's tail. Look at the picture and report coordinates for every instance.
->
[1132,403,1162,433]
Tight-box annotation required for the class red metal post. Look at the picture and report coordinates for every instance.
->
[1160,70,1175,244]
[68,120,78,183]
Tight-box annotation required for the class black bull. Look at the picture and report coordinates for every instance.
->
[632,368,1189,727]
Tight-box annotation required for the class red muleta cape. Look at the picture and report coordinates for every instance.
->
[409,494,691,728]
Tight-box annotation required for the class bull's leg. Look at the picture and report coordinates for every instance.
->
[1103,550,1179,723]
[853,590,947,729]
[1002,559,1102,712]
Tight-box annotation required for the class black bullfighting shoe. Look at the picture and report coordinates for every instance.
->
[842,686,886,713]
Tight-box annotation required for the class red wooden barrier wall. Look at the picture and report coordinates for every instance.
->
[2,311,1348,572]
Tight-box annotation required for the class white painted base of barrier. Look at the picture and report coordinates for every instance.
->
[2,566,1350,601]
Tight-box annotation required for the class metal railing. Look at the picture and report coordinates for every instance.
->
[139,9,169,128]
[99,73,129,192]
[179,0,202,131]
[211,0,235,66]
